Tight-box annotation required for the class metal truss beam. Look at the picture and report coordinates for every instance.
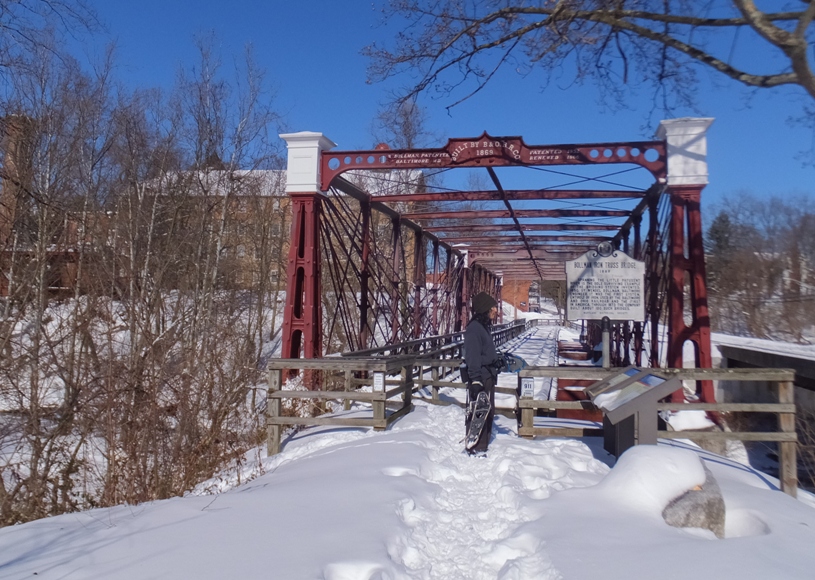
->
[373,189,645,204]
[402,209,630,220]
[458,247,595,256]
[439,234,612,244]
[321,133,666,189]
[425,223,620,233]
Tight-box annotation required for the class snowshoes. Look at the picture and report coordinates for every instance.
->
[465,391,492,451]
[497,352,527,373]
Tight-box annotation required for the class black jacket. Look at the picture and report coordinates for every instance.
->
[463,319,499,384]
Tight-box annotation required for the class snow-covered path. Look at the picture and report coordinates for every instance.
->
[496,325,559,401]
[384,404,604,579]
[385,325,574,578]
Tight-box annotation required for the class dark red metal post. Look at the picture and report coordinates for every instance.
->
[359,199,371,350]
[647,194,661,368]
[281,193,323,365]
[431,241,439,334]
[633,214,644,365]
[413,229,425,339]
[458,266,469,331]
[668,185,714,402]
[391,216,403,344]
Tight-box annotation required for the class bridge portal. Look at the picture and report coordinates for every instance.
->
[278,118,715,402]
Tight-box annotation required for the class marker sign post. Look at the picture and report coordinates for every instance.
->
[566,250,645,321]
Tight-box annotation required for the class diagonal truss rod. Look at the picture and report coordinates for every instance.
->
[486,166,544,281]
[332,177,464,259]
[612,182,666,247]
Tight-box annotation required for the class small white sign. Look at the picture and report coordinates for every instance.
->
[373,372,385,392]
[521,377,534,399]
[566,250,645,321]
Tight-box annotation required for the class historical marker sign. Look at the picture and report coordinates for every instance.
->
[566,250,645,321]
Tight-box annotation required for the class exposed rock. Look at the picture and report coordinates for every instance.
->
[662,464,726,538]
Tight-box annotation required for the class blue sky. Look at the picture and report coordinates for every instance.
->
[85,0,814,214]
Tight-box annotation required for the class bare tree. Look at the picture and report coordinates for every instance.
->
[706,193,815,341]
[0,37,117,523]
[0,0,98,76]
[372,98,438,150]
[366,1,815,116]
[0,33,288,523]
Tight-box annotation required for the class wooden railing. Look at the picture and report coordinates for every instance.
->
[265,325,531,454]
[265,356,415,455]
[517,366,798,497]
[264,331,798,497]
[525,318,582,332]
[413,357,519,417]
[341,320,527,359]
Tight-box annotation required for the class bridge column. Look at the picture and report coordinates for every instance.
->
[413,229,426,339]
[646,192,661,368]
[632,215,644,365]
[391,216,402,344]
[279,132,336,366]
[496,276,503,324]
[457,251,470,332]
[657,118,715,402]
[359,199,372,350]
[447,250,458,333]
[431,240,440,334]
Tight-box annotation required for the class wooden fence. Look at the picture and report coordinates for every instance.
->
[341,320,527,358]
[517,366,798,497]
[263,324,798,497]
[265,356,415,455]
[265,322,529,454]
[413,356,520,418]
[526,318,581,332]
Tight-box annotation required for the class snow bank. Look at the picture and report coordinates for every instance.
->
[597,445,706,513]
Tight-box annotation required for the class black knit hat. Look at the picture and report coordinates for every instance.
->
[471,292,497,314]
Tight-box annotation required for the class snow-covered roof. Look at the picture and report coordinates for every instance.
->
[712,332,815,363]
[144,169,286,197]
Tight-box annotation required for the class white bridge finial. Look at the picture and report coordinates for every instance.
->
[656,118,714,186]
[279,131,337,193]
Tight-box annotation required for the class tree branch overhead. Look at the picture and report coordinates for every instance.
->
[365,1,815,109]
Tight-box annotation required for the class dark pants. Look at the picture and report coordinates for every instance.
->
[466,374,496,452]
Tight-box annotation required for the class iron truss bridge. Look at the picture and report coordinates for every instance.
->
[277,119,715,402]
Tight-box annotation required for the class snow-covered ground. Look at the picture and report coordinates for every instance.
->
[2,326,815,579]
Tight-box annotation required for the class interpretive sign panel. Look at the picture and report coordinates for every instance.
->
[566,250,644,321]
[584,367,682,454]
[590,372,670,417]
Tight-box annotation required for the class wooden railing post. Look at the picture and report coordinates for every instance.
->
[778,379,798,497]
[373,371,386,430]
[431,366,440,401]
[402,365,414,410]
[266,369,283,456]
[519,374,534,439]
[343,369,352,411]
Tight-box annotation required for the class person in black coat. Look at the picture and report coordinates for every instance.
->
[462,291,501,454]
